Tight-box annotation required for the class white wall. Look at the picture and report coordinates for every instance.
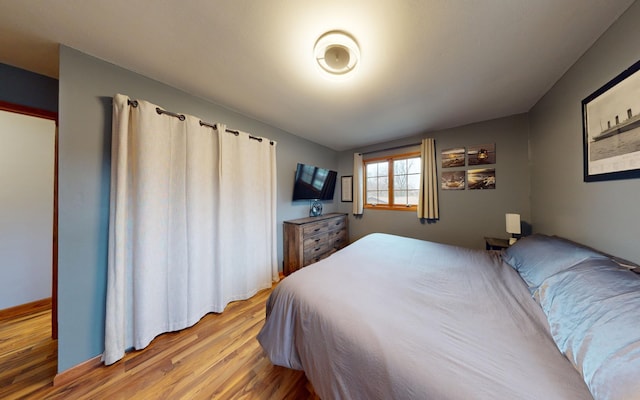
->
[0,110,55,310]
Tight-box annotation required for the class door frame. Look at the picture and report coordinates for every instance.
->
[0,100,59,339]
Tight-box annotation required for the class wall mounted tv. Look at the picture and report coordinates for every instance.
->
[292,163,337,201]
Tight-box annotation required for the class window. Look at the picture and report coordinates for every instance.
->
[364,152,421,210]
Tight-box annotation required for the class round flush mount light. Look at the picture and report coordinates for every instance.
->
[314,31,360,76]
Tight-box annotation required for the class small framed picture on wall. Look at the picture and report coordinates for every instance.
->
[583,58,640,182]
[467,144,495,165]
[467,168,496,190]
[441,147,465,168]
[441,171,465,190]
[341,176,353,202]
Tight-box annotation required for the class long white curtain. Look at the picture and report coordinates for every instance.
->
[104,94,277,365]
[417,138,439,219]
[218,124,279,296]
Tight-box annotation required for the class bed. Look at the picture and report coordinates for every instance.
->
[257,233,640,400]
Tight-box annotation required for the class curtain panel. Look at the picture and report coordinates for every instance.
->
[104,94,277,365]
[418,138,439,220]
[353,153,364,215]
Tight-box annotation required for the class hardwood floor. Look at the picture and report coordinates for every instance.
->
[1,286,318,399]
[0,302,57,399]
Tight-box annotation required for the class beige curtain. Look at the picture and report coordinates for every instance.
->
[104,94,277,365]
[353,153,364,215]
[417,138,439,219]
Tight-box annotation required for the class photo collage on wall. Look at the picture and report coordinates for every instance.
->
[441,144,496,190]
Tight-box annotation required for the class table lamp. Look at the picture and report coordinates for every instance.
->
[506,213,521,245]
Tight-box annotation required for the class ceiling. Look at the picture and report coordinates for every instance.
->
[0,1,634,151]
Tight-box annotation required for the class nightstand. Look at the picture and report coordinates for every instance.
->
[485,237,510,251]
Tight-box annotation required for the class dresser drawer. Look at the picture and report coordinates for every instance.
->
[303,232,329,249]
[304,254,328,266]
[304,230,347,265]
[326,216,347,232]
[303,242,331,264]
[328,229,348,249]
[303,221,329,236]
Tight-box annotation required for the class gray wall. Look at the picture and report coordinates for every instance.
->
[529,1,640,262]
[52,0,640,374]
[57,46,338,373]
[337,114,530,249]
[0,63,58,112]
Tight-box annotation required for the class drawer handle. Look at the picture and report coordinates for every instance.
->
[314,228,321,232]
[315,238,321,242]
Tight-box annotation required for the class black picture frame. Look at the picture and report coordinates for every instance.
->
[583,58,640,182]
[341,176,353,202]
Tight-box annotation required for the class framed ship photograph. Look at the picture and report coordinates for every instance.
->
[441,171,465,190]
[583,59,640,182]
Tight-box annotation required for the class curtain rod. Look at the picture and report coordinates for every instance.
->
[127,98,273,145]
[359,142,421,156]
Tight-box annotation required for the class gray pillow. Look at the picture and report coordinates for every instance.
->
[535,259,640,400]
[502,233,607,290]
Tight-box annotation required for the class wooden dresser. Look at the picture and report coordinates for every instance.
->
[283,213,349,276]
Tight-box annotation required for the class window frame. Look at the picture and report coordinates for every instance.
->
[363,151,421,211]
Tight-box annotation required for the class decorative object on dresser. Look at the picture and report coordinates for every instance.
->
[283,213,348,276]
[309,200,323,217]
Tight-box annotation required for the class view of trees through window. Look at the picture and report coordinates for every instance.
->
[365,153,421,209]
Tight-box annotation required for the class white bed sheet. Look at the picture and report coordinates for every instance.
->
[258,233,593,399]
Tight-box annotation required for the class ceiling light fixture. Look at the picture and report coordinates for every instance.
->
[314,30,360,77]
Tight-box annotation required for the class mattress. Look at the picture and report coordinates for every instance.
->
[257,233,593,399]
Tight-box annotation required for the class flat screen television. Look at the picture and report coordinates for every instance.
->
[292,163,337,201]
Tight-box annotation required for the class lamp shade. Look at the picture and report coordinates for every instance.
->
[505,213,521,234]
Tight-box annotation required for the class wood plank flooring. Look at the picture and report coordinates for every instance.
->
[1,286,318,399]
[0,303,57,399]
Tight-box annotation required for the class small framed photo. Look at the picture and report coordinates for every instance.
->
[441,171,465,190]
[441,147,465,168]
[467,168,495,190]
[341,176,353,202]
[583,58,640,182]
[467,144,495,165]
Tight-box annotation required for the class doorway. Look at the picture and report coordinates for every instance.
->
[0,100,58,339]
